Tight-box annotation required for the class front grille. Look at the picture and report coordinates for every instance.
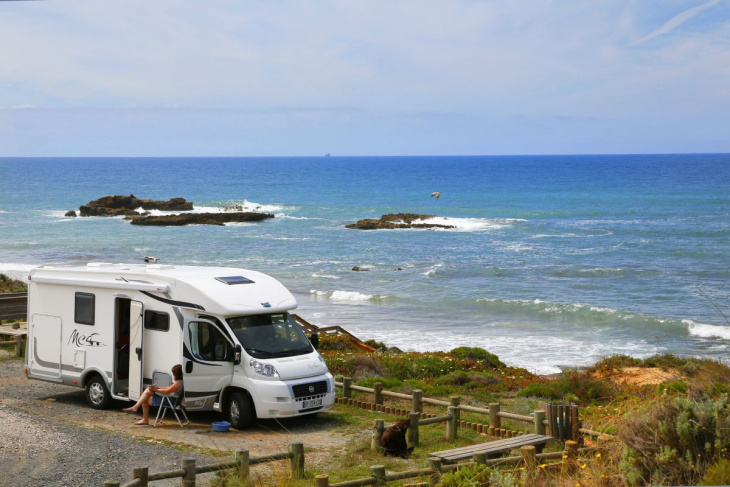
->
[292,381,328,400]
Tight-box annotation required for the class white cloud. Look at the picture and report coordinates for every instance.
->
[631,0,723,46]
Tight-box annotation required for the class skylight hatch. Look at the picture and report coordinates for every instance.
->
[215,275,254,285]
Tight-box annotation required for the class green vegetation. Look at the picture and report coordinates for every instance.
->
[0,273,26,293]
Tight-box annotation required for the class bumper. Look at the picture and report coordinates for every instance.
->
[248,373,336,418]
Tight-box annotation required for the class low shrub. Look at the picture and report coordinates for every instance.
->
[449,347,504,369]
[438,463,492,487]
[516,371,615,403]
[0,274,26,293]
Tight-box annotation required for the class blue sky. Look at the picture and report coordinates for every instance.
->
[1,1,728,156]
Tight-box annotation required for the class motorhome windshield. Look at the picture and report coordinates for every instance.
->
[227,313,313,359]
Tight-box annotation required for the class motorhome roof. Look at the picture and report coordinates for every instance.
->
[28,263,298,315]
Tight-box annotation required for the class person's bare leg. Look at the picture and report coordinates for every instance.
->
[123,388,152,413]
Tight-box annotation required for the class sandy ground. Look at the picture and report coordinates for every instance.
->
[0,353,361,485]
[598,366,680,386]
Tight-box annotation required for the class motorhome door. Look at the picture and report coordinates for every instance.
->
[127,301,144,400]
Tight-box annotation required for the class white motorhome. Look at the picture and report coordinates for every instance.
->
[25,263,335,428]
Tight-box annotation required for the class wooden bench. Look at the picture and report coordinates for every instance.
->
[429,433,552,464]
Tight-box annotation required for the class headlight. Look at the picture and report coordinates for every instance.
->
[249,359,279,378]
[317,353,328,371]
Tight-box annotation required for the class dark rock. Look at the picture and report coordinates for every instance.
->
[126,212,275,226]
[352,266,370,272]
[78,194,193,217]
[346,213,455,230]
[64,211,77,217]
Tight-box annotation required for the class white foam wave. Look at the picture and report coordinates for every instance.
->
[410,216,511,232]
[686,320,730,340]
[0,263,37,280]
[312,273,340,279]
[309,289,387,303]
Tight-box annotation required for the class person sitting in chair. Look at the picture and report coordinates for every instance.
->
[122,364,182,425]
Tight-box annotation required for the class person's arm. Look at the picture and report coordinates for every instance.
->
[155,380,181,395]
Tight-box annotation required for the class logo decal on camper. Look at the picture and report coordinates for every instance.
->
[68,329,107,348]
[261,302,271,308]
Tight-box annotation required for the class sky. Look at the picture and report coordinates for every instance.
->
[0,0,729,157]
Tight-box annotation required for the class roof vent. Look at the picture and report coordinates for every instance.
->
[215,276,254,285]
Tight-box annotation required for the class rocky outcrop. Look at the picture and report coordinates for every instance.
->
[64,211,77,217]
[346,213,455,230]
[78,194,193,217]
[126,212,275,226]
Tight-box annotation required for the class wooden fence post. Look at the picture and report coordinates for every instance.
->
[289,442,305,479]
[235,449,249,483]
[427,458,442,486]
[571,404,580,442]
[315,474,329,487]
[182,458,196,487]
[446,406,458,441]
[103,481,120,487]
[132,467,148,487]
[408,411,420,446]
[371,419,384,451]
[374,382,384,406]
[534,410,546,435]
[15,336,23,358]
[370,465,387,486]
[450,396,461,424]
[520,445,537,487]
[565,440,579,474]
[343,377,352,398]
[489,403,501,429]
[412,389,423,413]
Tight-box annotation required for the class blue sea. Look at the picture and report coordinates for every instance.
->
[1,154,728,374]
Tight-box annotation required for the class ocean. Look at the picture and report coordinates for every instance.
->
[1,154,728,374]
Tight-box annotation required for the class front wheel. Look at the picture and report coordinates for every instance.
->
[227,391,255,429]
[85,375,112,409]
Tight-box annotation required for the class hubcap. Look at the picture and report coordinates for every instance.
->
[89,382,104,404]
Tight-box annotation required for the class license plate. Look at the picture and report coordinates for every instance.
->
[302,398,323,409]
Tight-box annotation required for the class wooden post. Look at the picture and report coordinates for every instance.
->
[370,465,387,486]
[446,406,458,441]
[235,449,249,484]
[534,410,546,435]
[182,458,196,487]
[103,481,120,487]
[565,440,579,474]
[571,405,580,442]
[289,442,305,479]
[412,389,423,413]
[372,419,385,451]
[374,382,384,405]
[427,458,442,487]
[450,396,461,424]
[132,467,148,487]
[520,445,537,487]
[473,452,487,465]
[408,411,420,446]
[15,336,23,357]
[489,403,501,429]
[343,377,352,398]
[315,474,329,487]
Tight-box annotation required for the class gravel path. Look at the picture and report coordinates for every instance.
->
[0,354,356,487]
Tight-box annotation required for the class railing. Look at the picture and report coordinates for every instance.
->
[0,335,25,357]
[315,441,597,487]
[0,292,27,321]
[103,443,305,487]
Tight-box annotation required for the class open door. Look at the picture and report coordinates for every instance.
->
[127,301,144,400]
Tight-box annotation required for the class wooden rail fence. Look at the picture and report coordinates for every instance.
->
[0,292,27,321]
[316,440,597,487]
[102,443,305,487]
[0,335,25,357]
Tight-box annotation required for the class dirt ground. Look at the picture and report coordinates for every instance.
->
[0,353,361,485]
[597,366,681,386]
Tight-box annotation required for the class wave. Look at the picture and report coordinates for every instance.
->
[312,273,340,279]
[384,216,523,232]
[309,289,389,304]
[0,263,37,279]
[686,320,730,340]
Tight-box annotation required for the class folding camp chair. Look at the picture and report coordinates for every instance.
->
[153,384,190,428]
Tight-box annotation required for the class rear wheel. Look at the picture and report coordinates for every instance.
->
[85,375,112,409]
[227,391,255,429]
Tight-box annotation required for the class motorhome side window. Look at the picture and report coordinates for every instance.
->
[74,292,95,325]
[189,321,228,361]
[144,310,169,331]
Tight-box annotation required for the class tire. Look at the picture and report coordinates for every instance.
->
[85,374,112,410]
[227,391,255,429]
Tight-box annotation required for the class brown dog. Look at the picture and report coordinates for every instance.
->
[381,418,414,458]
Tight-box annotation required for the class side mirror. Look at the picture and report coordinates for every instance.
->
[309,332,319,350]
[234,344,242,365]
